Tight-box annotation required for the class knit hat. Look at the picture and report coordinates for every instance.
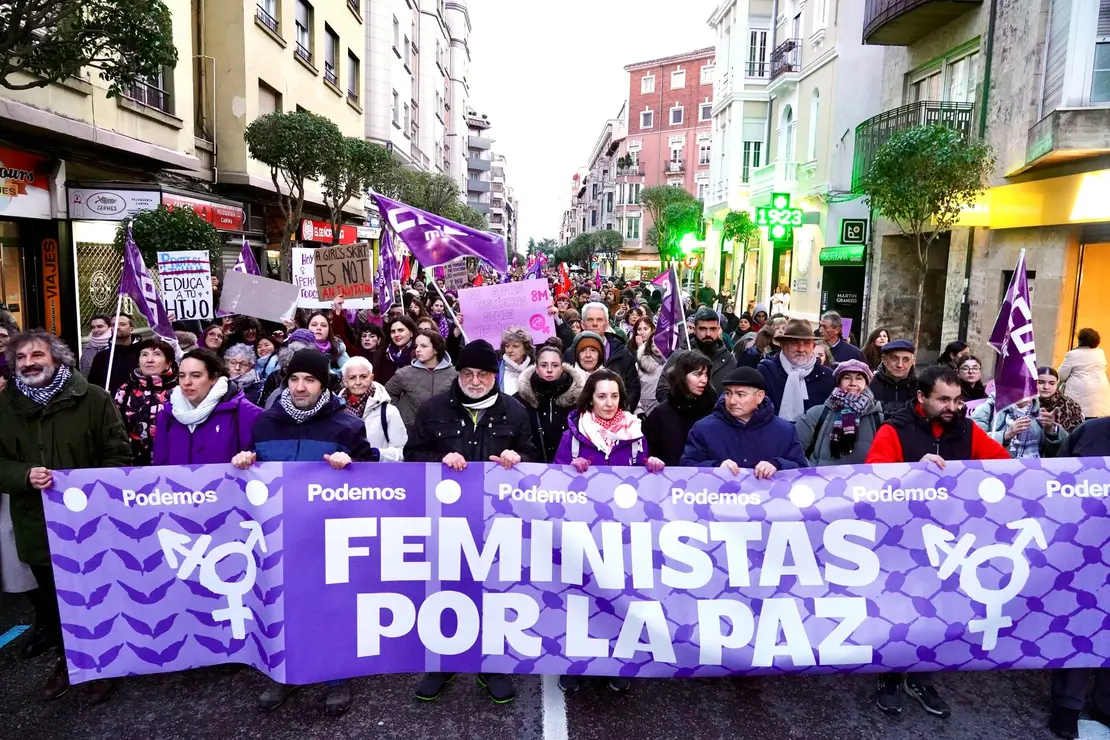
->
[753,303,768,316]
[286,348,331,386]
[721,366,766,390]
[589,291,602,302]
[882,339,916,354]
[287,328,317,346]
[573,331,605,359]
[457,339,499,373]
[834,359,874,384]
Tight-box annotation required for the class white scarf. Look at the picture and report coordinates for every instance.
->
[500,356,531,396]
[778,352,815,422]
[577,410,642,456]
[170,377,229,432]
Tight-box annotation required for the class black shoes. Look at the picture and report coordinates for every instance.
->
[21,627,58,660]
[42,658,70,701]
[415,672,515,704]
[902,678,951,719]
[323,682,350,716]
[257,681,298,712]
[1049,707,1080,739]
[415,672,456,701]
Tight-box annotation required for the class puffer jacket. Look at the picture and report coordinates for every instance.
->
[385,356,459,433]
[870,366,919,410]
[634,344,666,416]
[513,364,586,463]
[1058,346,1110,417]
[251,393,377,462]
[794,391,884,466]
[643,389,718,466]
[553,410,648,467]
[404,383,538,463]
[114,367,177,465]
[152,385,264,465]
[355,382,407,462]
[681,396,808,470]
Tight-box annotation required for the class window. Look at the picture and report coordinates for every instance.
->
[257,0,279,33]
[697,181,709,200]
[816,0,829,27]
[670,145,683,163]
[627,183,641,204]
[392,90,400,125]
[640,110,653,129]
[605,192,613,212]
[699,143,711,165]
[324,25,339,85]
[667,177,683,187]
[742,141,762,183]
[403,35,410,69]
[671,69,686,89]
[700,64,713,84]
[807,88,820,161]
[629,150,640,167]
[347,51,360,101]
[748,29,768,77]
[641,74,655,94]
[617,183,624,205]
[945,51,978,103]
[393,16,400,52]
[907,46,979,105]
[295,0,312,62]
[258,80,281,115]
[700,102,713,121]
[126,67,172,113]
[1095,43,1110,103]
[403,102,410,133]
[625,216,641,240]
[670,105,684,125]
[591,210,598,227]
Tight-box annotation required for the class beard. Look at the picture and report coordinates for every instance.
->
[696,337,718,356]
[18,364,56,388]
[461,382,494,399]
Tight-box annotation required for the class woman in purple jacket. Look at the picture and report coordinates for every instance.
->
[151,349,264,465]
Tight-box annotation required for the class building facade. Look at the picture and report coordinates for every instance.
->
[466,110,493,214]
[488,153,517,251]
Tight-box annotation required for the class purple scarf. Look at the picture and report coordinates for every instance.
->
[431,311,450,339]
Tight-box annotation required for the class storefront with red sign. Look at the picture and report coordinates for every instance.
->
[300,218,361,245]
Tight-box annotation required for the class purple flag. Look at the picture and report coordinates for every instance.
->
[524,253,547,280]
[988,250,1038,411]
[233,238,261,276]
[375,229,398,311]
[594,264,602,290]
[121,225,179,354]
[373,194,508,273]
[654,266,684,358]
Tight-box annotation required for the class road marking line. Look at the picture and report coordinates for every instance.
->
[541,675,569,740]
[0,625,30,649]
[1080,719,1110,739]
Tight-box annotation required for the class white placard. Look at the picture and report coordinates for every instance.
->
[292,247,372,309]
[157,250,213,321]
[218,270,300,323]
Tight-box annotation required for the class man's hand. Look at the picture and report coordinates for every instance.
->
[1037,409,1058,435]
[645,456,666,473]
[920,453,947,470]
[571,457,590,473]
[324,452,352,470]
[442,452,467,471]
[489,450,522,470]
[753,461,778,479]
[231,451,257,470]
[28,467,53,490]
[331,296,345,316]
[719,460,741,476]
[1004,416,1032,443]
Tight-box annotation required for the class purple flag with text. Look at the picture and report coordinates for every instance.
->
[653,266,684,358]
[373,194,508,273]
[374,229,398,311]
[233,238,261,276]
[121,225,179,352]
[988,250,1038,411]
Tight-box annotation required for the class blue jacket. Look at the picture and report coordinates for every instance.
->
[250,394,377,462]
[757,356,835,417]
[680,397,808,470]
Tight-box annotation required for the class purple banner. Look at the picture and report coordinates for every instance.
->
[121,225,179,353]
[654,266,684,358]
[372,194,508,274]
[989,250,1038,411]
[45,459,1110,686]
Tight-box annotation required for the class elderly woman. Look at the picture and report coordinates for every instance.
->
[571,331,605,373]
[372,315,417,385]
[1058,327,1110,418]
[385,329,458,433]
[513,339,586,463]
[339,356,406,461]
[498,326,534,396]
[225,343,266,405]
[113,338,178,465]
[795,360,884,466]
[1037,366,1085,434]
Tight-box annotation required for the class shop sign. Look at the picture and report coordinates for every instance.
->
[756,193,803,242]
[41,237,62,335]
[68,187,160,220]
[162,193,245,231]
[0,147,51,220]
[819,245,867,266]
[300,218,358,244]
[840,219,867,245]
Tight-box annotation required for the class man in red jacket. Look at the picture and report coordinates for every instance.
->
[866,364,1009,718]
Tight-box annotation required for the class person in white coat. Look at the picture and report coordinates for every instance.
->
[338,357,407,461]
[1058,328,1110,419]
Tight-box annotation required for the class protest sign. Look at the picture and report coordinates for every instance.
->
[218,270,299,323]
[456,278,555,345]
[156,251,213,321]
[443,259,469,290]
[313,244,373,302]
[46,458,1110,686]
[293,247,372,309]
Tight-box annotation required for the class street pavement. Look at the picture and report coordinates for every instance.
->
[1,597,1106,740]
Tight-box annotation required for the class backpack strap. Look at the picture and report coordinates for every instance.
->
[805,407,832,460]
[380,403,390,445]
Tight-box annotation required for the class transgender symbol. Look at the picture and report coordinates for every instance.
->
[921,518,1047,650]
[157,521,267,639]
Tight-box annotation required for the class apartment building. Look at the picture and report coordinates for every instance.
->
[559,168,590,246]
[488,153,514,250]
[466,110,493,214]
[860,0,1110,365]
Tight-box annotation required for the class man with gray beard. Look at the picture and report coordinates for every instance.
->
[0,330,130,703]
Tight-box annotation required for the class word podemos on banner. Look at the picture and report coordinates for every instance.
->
[45,459,1109,686]
[456,278,556,345]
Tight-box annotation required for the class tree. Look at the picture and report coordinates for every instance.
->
[640,185,702,264]
[560,230,622,273]
[859,124,993,347]
[450,202,488,231]
[112,204,221,268]
[536,238,558,258]
[1,0,178,95]
[321,137,397,245]
[244,110,343,275]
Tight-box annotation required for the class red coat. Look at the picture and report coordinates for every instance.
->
[866,404,1009,463]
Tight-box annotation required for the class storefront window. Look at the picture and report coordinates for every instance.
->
[72,220,146,338]
[0,221,25,328]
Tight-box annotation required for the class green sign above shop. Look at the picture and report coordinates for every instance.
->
[819,245,866,265]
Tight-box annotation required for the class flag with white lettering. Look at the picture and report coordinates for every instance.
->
[121,225,179,356]
[373,194,508,273]
[988,250,1037,411]
[233,238,261,276]
[654,266,684,358]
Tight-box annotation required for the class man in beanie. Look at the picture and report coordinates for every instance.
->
[757,318,835,421]
[232,348,376,716]
[655,306,737,402]
[794,359,883,466]
[405,339,536,705]
[680,366,807,476]
[872,339,918,410]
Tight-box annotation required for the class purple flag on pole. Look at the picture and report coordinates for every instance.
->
[375,229,398,311]
[524,253,547,280]
[121,225,179,354]
[654,266,684,358]
[373,194,508,273]
[594,264,602,290]
[988,249,1038,411]
[233,237,261,276]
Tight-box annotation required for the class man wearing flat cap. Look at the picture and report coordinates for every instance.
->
[871,339,918,410]
[757,318,835,422]
[680,366,808,477]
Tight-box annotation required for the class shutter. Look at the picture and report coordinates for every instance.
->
[743,117,765,141]
[258,83,278,116]
[1099,0,1110,36]
[1042,0,1071,116]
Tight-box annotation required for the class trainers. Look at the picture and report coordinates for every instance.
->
[477,673,516,704]
[323,682,350,716]
[1049,706,1080,739]
[903,678,951,718]
[608,677,631,693]
[257,682,297,712]
[874,676,904,714]
[558,675,583,693]
[42,657,70,701]
[415,672,455,701]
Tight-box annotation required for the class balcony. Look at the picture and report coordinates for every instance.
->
[666,159,686,174]
[411,143,429,169]
[467,179,491,193]
[750,160,799,199]
[467,135,491,150]
[617,165,643,177]
[255,4,279,33]
[324,62,338,87]
[1020,108,1110,174]
[746,61,769,79]
[468,156,491,172]
[852,100,974,191]
[864,0,983,46]
[295,42,312,65]
[124,80,171,113]
[769,39,800,84]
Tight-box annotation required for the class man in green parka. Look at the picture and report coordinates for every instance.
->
[0,330,130,702]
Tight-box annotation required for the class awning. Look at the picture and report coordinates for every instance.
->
[819,245,866,266]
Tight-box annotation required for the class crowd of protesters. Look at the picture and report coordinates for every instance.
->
[0,261,1108,739]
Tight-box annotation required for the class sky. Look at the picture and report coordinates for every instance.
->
[466,0,715,250]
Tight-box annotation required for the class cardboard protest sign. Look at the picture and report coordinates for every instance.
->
[313,243,373,302]
[293,247,372,309]
[156,251,213,321]
[218,270,300,323]
[457,278,555,345]
[443,259,469,290]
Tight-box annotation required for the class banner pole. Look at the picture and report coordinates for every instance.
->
[103,292,124,393]
[431,279,469,345]
[678,266,692,351]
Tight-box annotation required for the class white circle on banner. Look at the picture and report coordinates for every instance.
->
[436,479,462,505]
[788,484,816,508]
[245,480,269,506]
[978,477,1006,504]
[613,483,638,509]
[63,487,88,513]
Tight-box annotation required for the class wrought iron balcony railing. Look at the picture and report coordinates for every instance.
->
[852,100,974,191]
[770,39,800,82]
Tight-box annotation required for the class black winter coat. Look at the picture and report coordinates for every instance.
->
[643,391,718,466]
[871,367,919,409]
[405,385,539,463]
[513,364,586,463]
[87,340,141,395]
[1056,417,1110,457]
[655,342,737,403]
[562,332,641,411]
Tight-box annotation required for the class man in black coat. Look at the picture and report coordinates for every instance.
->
[86,312,140,394]
[404,340,536,706]
[655,306,737,402]
[871,339,919,410]
[819,310,865,363]
[561,301,641,409]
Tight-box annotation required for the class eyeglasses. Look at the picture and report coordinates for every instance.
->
[227,360,253,370]
[460,369,493,382]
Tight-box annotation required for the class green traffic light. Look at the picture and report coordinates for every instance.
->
[680,233,698,253]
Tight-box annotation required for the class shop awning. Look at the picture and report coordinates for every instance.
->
[819,245,866,266]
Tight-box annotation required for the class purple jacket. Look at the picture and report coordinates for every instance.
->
[151,387,264,465]
[553,410,647,467]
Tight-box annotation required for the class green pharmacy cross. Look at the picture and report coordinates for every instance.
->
[755,193,803,242]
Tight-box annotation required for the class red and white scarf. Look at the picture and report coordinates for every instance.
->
[578,410,642,455]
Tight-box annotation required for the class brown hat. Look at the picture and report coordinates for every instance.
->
[775,318,817,342]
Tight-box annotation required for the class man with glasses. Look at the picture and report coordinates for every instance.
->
[404,339,536,705]
[818,311,864,364]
